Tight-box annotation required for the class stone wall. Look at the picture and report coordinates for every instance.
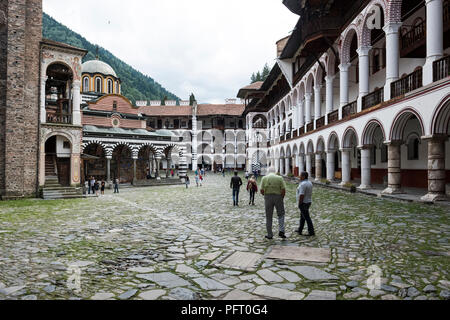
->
[0,0,42,199]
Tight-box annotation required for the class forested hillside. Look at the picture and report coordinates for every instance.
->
[43,13,179,104]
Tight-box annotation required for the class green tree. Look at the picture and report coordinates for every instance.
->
[262,63,270,81]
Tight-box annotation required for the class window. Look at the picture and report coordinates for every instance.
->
[63,141,70,149]
[148,120,155,128]
[83,77,90,92]
[113,101,117,111]
[157,119,162,129]
[107,79,113,94]
[238,120,243,129]
[407,138,420,160]
[95,77,102,93]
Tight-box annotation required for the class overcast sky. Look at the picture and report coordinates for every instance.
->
[43,0,299,104]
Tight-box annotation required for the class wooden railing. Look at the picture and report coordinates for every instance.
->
[391,68,423,99]
[316,116,325,129]
[342,101,357,118]
[306,122,314,132]
[327,110,339,125]
[286,133,291,140]
[46,112,72,124]
[293,130,298,139]
[401,20,426,51]
[362,88,384,110]
[433,55,450,82]
[299,127,305,136]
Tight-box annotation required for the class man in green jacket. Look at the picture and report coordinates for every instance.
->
[260,167,286,240]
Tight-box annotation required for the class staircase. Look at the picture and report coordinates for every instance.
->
[41,155,83,200]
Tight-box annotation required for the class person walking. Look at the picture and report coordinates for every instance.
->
[195,174,200,187]
[84,180,89,195]
[114,178,119,194]
[94,179,99,196]
[171,169,174,177]
[247,175,258,205]
[89,176,95,195]
[185,175,190,189]
[260,167,287,240]
[296,171,315,236]
[199,174,203,187]
[101,180,105,195]
[230,171,243,206]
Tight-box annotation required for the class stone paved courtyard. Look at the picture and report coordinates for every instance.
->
[0,173,449,300]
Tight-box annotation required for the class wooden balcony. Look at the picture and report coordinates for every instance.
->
[293,130,298,139]
[316,116,325,129]
[362,88,384,111]
[391,68,423,99]
[306,122,314,132]
[342,101,357,118]
[327,110,339,125]
[286,133,291,140]
[299,127,305,136]
[433,55,450,82]
[401,20,426,58]
[46,112,72,124]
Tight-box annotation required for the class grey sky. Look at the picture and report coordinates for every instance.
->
[43,0,299,104]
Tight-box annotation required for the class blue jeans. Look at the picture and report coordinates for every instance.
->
[232,188,240,205]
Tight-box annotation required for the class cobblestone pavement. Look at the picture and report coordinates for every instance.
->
[0,173,449,300]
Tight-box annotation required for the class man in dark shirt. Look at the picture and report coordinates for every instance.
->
[230,171,243,207]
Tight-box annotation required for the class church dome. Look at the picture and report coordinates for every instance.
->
[82,60,117,78]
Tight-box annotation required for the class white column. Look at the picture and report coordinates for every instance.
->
[357,46,372,112]
[383,23,402,100]
[325,75,335,116]
[306,154,312,178]
[326,151,335,181]
[72,80,81,125]
[192,116,198,171]
[299,99,305,128]
[314,85,322,120]
[359,147,372,189]
[304,93,312,124]
[315,152,323,181]
[40,76,48,123]
[275,157,280,174]
[423,0,444,85]
[339,63,351,107]
[340,148,351,185]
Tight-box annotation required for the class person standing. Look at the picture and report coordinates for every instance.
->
[296,171,315,236]
[260,167,286,239]
[101,180,105,195]
[230,171,243,206]
[195,174,200,187]
[247,175,258,205]
[114,178,119,194]
[185,175,190,189]
[84,180,89,195]
[89,176,95,195]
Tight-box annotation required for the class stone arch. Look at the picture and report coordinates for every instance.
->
[253,114,268,129]
[360,0,388,48]
[316,136,326,153]
[293,144,299,156]
[280,146,286,158]
[340,25,361,64]
[82,140,106,154]
[326,48,338,76]
[327,132,340,151]
[45,60,75,78]
[44,130,75,149]
[432,95,450,135]
[298,81,306,100]
[387,0,402,24]
[342,127,359,148]
[225,131,236,142]
[306,73,315,94]
[299,142,306,155]
[292,89,298,107]
[362,119,386,146]
[390,108,425,141]
[307,140,315,154]
[314,63,325,86]
[286,145,292,158]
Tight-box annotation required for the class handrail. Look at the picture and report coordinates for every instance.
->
[362,88,384,110]
[391,68,423,99]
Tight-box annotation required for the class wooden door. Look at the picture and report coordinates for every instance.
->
[57,158,71,186]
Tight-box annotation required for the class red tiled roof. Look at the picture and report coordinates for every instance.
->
[140,104,245,117]
[241,81,264,91]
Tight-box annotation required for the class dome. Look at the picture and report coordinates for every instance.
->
[82,59,117,78]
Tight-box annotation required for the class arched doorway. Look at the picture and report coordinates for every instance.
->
[83,143,106,182]
[45,135,72,186]
[111,145,133,183]
[45,63,73,125]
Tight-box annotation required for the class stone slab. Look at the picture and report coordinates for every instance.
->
[136,272,190,288]
[220,251,263,271]
[288,266,338,281]
[304,290,337,300]
[193,277,231,291]
[139,289,166,300]
[267,246,331,263]
[253,285,305,300]
[222,289,262,300]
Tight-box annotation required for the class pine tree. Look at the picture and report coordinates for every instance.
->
[256,71,262,82]
[251,73,256,83]
[262,63,270,81]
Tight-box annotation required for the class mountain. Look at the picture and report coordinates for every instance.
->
[42,13,179,104]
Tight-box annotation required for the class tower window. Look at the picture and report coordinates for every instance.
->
[107,79,113,94]
[83,77,90,92]
[95,77,102,93]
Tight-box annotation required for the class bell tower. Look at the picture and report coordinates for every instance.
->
[0,0,42,199]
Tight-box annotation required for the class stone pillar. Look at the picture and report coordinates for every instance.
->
[359,147,372,189]
[421,136,447,201]
[382,141,403,194]
[285,157,290,176]
[339,63,351,108]
[40,76,48,123]
[340,148,351,185]
[106,156,112,185]
[304,93,312,124]
[383,22,402,100]
[299,99,305,128]
[72,80,81,126]
[192,116,198,171]
[306,154,312,178]
[326,151,335,181]
[280,158,285,175]
[357,46,371,112]
[156,156,162,180]
[314,85,322,120]
[299,154,305,173]
[315,153,323,181]
[71,153,81,187]
[275,157,280,174]
[132,157,137,185]
[423,0,444,85]
[325,75,334,121]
